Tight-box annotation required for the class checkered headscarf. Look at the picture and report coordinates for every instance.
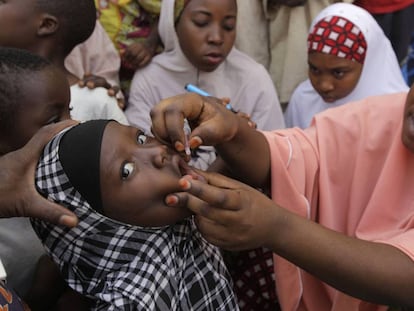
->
[31,124,239,310]
[308,15,367,64]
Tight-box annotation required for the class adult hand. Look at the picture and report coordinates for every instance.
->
[0,120,79,227]
[165,170,279,251]
[150,93,240,154]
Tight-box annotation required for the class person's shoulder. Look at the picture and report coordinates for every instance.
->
[315,91,407,128]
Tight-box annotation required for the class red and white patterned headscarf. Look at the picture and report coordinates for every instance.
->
[308,15,367,64]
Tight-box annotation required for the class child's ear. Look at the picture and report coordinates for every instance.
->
[37,14,59,36]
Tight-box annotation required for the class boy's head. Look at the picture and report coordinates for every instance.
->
[306,14,366,103]
[0,0,96,57]
[0,47,70,155]
[39,120,195,227]
[174,0,237,72]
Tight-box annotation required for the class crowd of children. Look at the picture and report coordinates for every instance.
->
[0,0,413,310]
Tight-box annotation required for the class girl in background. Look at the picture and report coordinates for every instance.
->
[284,3,408,129]
[126,0,285,170]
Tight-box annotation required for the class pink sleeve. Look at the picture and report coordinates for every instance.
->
[261,128,320,220]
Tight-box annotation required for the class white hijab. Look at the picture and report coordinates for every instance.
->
[284,3,409,129]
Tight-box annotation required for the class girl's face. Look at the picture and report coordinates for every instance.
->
[100,122,195,227]
[308,52,363,103]
[175,0,237,72]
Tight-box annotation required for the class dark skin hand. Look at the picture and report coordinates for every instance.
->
[167,170,414,309]
[122,19,161,71]
[150,93,270,187]
[122,41,156,70]
[151,93,414,309]
[0,120,78,227]
[78,74,125,109]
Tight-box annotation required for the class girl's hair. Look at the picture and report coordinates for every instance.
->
[0,47,53,133]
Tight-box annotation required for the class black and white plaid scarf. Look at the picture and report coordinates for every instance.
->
[32,128,239,310]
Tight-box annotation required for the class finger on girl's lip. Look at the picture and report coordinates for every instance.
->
[179,162,207,183]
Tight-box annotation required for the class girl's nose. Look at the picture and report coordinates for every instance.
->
[133,142,169,169]
[317,77,335,93]
[207,25,224,45]
[150,144,169,168]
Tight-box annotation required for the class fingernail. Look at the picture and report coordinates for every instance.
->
[59,215,78,228]
[179,178,191,190]
[175,141,185,152]
[165,195,178,206]
[189,136,202,149]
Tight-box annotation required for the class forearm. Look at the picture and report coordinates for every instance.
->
[216,118,271,189]
[270,207,414,308]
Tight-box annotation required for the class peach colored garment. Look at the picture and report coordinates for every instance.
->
[262,92,414,310]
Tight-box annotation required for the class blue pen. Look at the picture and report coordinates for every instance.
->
[184,83,237,113]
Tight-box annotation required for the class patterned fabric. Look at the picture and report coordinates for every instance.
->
[95,0,161,96]
[224,248,280,311]
[95,0,160,54]
[31,127,239,311]
[0,281,29,311]
[308,15,367,64]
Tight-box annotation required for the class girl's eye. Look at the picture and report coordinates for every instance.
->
[333,70,345,79]
[121,162,135,180]
[137,132,148,145]
[309,65,319,75]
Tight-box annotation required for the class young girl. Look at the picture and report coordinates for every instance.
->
[31,120,239,310]
[284,3,409,129]
[125,0,285,170]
